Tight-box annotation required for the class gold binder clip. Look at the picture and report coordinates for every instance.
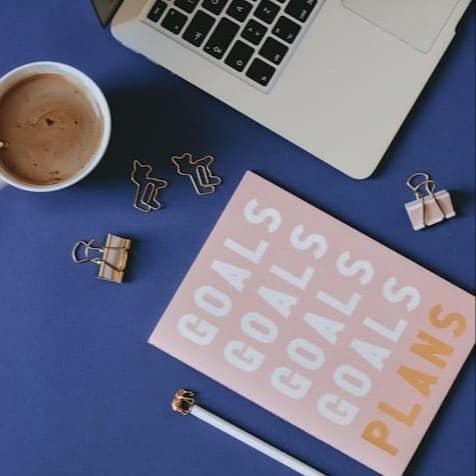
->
[72,234,132,283]
[405,172,456,231]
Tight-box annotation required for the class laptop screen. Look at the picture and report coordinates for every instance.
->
[91,0,124,27]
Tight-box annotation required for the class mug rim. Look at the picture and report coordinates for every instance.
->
[0,61,111,192]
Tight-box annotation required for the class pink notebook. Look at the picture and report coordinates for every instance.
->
[149,172,475,476]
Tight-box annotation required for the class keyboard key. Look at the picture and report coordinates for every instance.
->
[254,0,280,24]
[175,0,200,13]
[246,58,276,86]
[241,19,267,45]
[225,40,254,71]
[183,10,216,46]
[272,16,300,43]
[204,18,240,59]
[147,0,167,22]
[202,0,228,15]
[285,0,317,22]
[259,37,288,65]
[226,0,253,22]
[161,8,188,34]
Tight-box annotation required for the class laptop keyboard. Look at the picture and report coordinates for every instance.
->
[142,0,322,91]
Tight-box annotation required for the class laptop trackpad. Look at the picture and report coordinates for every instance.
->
[342,0,461,53]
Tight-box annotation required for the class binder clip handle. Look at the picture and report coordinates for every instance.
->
[414,180,439,201]
[406,172,431,199]
[72,239,104,265]
[422,179,437,196]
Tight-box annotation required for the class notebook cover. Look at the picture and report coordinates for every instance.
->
[149,171,475,476]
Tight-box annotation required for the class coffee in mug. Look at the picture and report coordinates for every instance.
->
[0,62,111,192]
[0,74,103,185]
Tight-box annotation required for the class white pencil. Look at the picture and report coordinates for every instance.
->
[172,389,327,476]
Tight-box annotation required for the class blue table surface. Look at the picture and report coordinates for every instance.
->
[0,2,474,476]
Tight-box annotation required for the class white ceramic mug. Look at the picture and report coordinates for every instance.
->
[0,62,111,192]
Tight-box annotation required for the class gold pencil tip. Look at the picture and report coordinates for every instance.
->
[172,389,195,415]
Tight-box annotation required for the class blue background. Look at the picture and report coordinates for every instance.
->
[0,2,474,475]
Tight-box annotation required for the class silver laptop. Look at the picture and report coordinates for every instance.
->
[93,0,471,178]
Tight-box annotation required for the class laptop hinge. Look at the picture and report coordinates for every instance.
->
[91,0,124,27]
